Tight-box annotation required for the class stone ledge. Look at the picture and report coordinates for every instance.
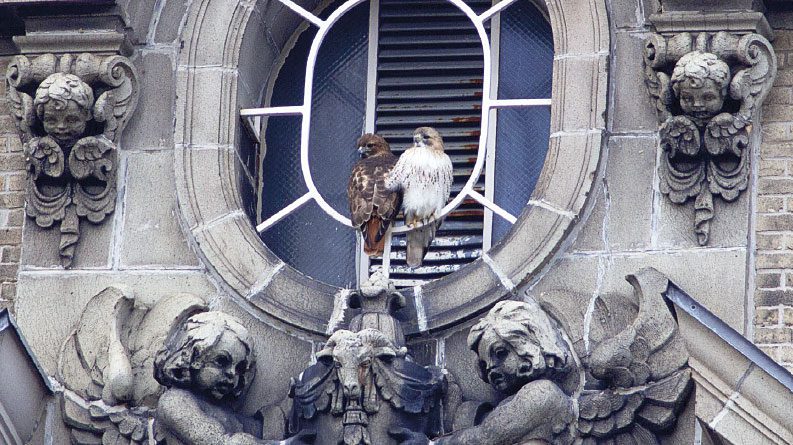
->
[649,11,773,40]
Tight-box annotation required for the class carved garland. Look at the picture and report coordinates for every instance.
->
[644,32,776,245]
[5,53,138,267]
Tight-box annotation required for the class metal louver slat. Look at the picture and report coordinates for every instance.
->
[371,0,490,285]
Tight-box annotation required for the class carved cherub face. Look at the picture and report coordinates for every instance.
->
[476,329,539,395]
[194,331,249,400]
[468,301,571,396]
[676,78,725,120]
[153,311,256,403]
[671,51,730,122]
[34,73,94,147]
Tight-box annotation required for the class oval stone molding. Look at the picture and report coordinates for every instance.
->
[173,0,608,335]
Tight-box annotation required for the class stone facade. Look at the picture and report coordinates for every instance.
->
[0,0,792,444]
[0,56,24,312]
[755,22,793,373]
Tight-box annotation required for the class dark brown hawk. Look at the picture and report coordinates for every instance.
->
[347,134,402,256]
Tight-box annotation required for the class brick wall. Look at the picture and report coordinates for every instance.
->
[0,56,25,312]
[755,30,793,372]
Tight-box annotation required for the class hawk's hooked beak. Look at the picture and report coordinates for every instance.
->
[357,146,367,155]
[413,134,423,145]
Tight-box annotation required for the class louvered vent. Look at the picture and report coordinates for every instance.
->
[371,0,492,287]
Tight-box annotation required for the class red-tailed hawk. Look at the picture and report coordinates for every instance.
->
[386,127,453,267]
[347,133,402,256]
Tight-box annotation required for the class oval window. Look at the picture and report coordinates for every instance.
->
[244,0,553,288]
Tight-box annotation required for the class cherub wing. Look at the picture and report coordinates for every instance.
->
[69,136,115,181]
[6,86,35,143]
[704,113,750,202]
[643,66,674,123]
[26,136,65,179]
[69,136,117,223]
[658,116,705,204]
[62,395,160,445]
[579,270,693,444]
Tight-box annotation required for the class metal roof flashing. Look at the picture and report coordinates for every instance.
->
[662,284,793,393]
[0,308,54,393]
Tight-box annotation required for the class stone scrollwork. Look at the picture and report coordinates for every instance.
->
[5,53,139,266]
[644,31,776,245]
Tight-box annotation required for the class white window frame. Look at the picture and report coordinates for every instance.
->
[239,0,552,281]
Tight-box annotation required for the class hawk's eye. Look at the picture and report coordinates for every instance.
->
[367,143,374,148]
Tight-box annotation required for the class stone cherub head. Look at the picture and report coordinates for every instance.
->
[33,73,94,148]
[467,300,571,396]
[670,51,731,123]
[154,311,256,403]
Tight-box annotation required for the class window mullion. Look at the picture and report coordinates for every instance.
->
[482,0,501,253]
[356,0,381,287]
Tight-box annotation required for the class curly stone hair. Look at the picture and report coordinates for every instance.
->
[33,73,94,118]
[467,300,571,383]
[153,311,256,401]
[670,51,731,97]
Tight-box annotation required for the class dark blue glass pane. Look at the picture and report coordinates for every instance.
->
[493,0,553,244]
[260,2,368,287]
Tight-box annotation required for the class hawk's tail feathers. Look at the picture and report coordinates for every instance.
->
[406,222,437,267]
[364,215,388,256]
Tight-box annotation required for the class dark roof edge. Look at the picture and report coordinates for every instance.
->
[663,284,793,392]
[0,308,55,393]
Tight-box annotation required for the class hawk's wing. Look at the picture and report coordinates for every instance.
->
[348,161,374,229]
[348,154,400,227]
[439,152,453,207]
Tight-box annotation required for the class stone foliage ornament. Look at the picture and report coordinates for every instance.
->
[391,269,692,445]
[5,53,139,266]
[644,32,776,245]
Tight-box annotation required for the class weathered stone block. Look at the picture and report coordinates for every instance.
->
[193,212,281,292]
[552,55,608,132]
[656,191,749,248]
[21,217,113,269]
[612,31,658,133]
[610,0,659,29]
[124,52,176,151]
[603,136,656,249]
[175,145,241,229]
[119,151,199,268]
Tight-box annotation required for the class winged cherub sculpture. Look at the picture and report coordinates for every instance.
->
[643,31,776,245]
[6,53,139,266]
[391,270,692,444]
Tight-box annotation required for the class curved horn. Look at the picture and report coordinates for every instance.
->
[317,330,355,358]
